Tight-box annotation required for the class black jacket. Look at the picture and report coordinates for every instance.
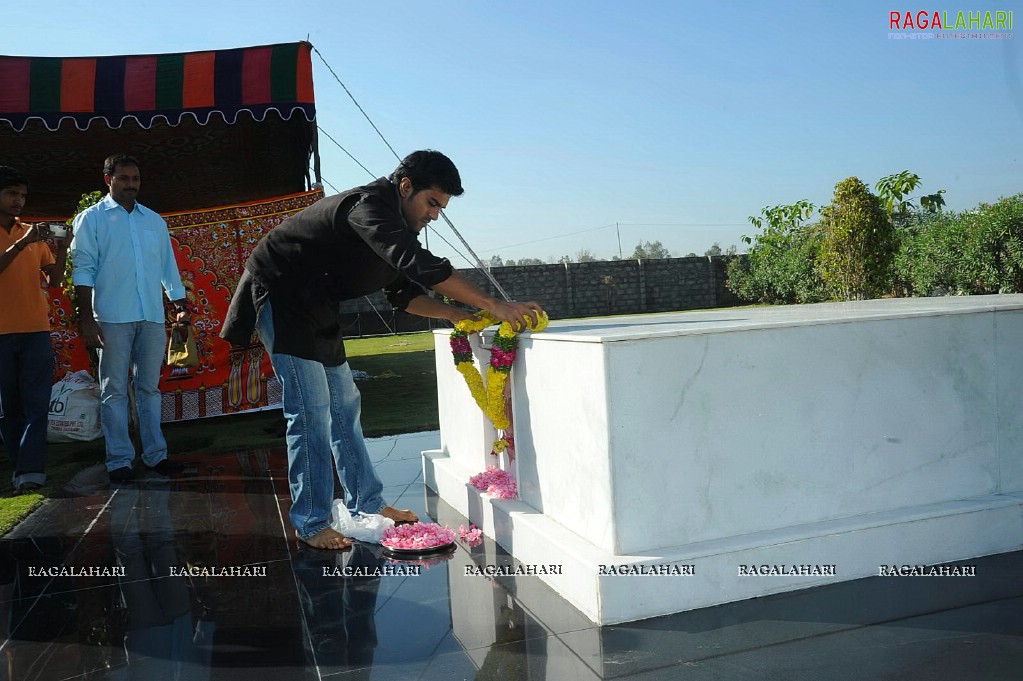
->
[220,178,453,365]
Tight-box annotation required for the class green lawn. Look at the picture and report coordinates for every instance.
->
[0,331,444,535]
[349,333,442,435]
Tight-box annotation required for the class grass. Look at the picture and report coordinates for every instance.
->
[0,331,442,535]
[348,334,441,435]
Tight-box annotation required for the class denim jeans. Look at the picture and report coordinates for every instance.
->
[96,321,168,471]
[0,331,53,487]
[256,301,385,540]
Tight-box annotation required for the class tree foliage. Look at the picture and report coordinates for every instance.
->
[727,200,827,304]
[728,166,1023,304]
[630,240,671,259]
[895,194,1023,295]
[876,170,946,226]
[817,177,895,300]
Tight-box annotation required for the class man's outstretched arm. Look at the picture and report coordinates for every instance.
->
[430,271,545,331]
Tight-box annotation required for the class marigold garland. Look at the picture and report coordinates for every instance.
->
[452,310,548,503]
[449,310,549,432]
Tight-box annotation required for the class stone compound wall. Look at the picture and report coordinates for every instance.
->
[341,256,745,336]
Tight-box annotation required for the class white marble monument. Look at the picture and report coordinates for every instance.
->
[423,295,1023,624]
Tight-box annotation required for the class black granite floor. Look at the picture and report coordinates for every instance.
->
[1,431,1021,680]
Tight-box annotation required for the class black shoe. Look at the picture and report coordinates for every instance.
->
[147,459,184,476]
[109,467,135,483]
[13,481,43,495]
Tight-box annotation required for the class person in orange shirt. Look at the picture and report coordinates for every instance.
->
[0,166,70,494]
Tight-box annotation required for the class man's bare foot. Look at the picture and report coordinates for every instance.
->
[379,506,418,524]
[295,528,352,550]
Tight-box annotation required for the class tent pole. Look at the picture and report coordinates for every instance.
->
[310,120,322,189]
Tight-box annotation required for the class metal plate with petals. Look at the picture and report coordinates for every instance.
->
[381,541,456,559]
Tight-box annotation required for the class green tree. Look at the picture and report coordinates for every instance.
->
[726,200,827,304]
[631,240,670,259]
[704,242,722,257]
[818,177,895,300]
[875,170,946,226]
[575,249,598,262]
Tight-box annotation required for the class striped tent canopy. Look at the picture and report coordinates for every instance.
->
[0,41,319,217]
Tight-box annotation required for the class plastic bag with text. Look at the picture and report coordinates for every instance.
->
[47,370,102,443]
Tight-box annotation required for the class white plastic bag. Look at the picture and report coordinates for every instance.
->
[330,499,394,544]
[47,370,102,443]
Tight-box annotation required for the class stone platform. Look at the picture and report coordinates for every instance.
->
[423,295,1023,624]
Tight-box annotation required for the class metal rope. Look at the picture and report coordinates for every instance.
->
[311,45,513,302]
[317,126,377,179]
[438,211,511,300]
[311,45,402,163]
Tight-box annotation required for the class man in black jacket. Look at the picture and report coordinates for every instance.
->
[222,150,544,550]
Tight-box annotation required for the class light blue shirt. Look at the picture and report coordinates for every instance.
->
[71,194,186,324]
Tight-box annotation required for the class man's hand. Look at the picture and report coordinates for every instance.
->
[173,307,191,327]
[15,222,47,249]
[79,318,104,349]
[487,300,546,332]
[429,271,547,331]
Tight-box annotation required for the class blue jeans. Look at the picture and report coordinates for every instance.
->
[0,331,53,487]
[96,321,168,471]
[256,301,385,540]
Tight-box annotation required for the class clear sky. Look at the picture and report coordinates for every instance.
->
[5,1,1021,267]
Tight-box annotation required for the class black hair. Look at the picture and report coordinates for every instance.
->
[103,153,141,176]
[389,150,464,196]
[0,165,28,192]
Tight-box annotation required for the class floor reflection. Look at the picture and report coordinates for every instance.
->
[109,480,213,680]
[1,436,1022,681]
[293,542,382,676]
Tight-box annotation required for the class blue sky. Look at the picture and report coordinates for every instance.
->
[5,1,1021,266]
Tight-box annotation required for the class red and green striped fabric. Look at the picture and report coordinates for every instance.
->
[0,42,315,131]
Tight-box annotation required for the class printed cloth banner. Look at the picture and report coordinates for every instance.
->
[47,188,324,422]
[0,41,317,217]
[0,42,315,132]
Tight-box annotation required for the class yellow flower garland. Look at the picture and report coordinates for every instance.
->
[449,311,549,432]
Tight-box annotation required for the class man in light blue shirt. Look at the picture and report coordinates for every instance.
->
[71,154,190,482]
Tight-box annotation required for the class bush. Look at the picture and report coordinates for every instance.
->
[727,225,827,304]
[895,194,1023,295]
[818,177,895,300]
[727,201,828,304]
